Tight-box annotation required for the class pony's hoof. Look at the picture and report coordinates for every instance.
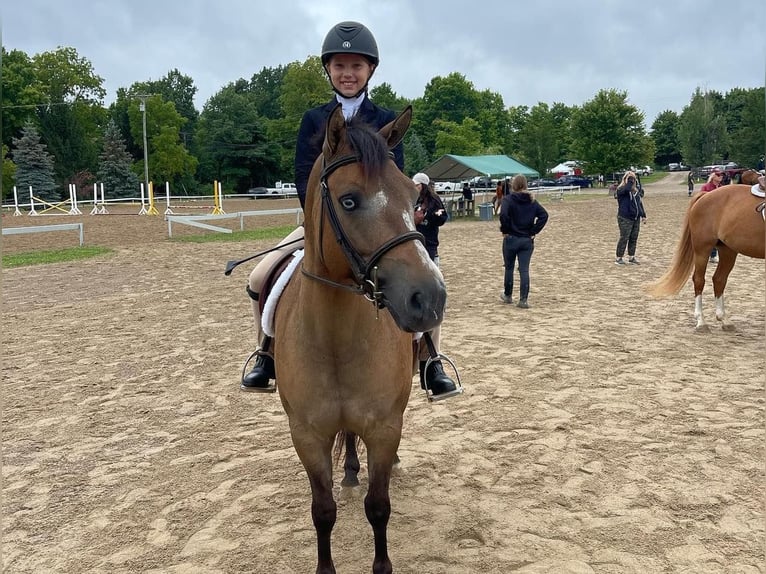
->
[695,323,710,333]
[721,322,736,332]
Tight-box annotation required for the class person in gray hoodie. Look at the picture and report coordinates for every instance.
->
[499,174,549,308]
[614,170,647,265]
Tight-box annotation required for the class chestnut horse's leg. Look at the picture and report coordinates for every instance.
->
[712,247,738,331]
[691,252,710,332]
[341,432,361,487]
[364,435,401,574]
[292,432,337,574]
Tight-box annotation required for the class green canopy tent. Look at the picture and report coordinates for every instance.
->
[422,154,539,181]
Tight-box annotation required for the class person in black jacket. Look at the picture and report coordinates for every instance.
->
[411,173,459,397]
[499,174,549,308]
[614,170,646,265]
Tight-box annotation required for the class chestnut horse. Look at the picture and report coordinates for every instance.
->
[739,168,761,185]
[647,184,765,331]
[273,105,446,574]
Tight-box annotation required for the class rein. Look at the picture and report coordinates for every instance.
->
[301,153,425,309]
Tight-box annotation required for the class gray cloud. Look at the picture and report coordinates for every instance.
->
[2,0,762,125]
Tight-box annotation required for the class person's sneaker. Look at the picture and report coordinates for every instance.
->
[500,294,512,304]
[628,257,640,264]
[709,256,719,264]
[615,258,626,265]
[516,299,529,309]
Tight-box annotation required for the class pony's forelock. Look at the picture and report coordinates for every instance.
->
[344,116,389,180]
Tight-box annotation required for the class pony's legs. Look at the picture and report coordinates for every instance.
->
[712,248,738,331]
[693,294,708,331]
[364,435,401,574]
[292,431,337,574]
[341,432,360,487]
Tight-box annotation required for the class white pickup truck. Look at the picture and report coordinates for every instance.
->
[268,181,297,196]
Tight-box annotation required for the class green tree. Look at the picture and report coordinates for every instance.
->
[369,82,410,112]
[678,88,728,167]
[31,47,106,186]
[404,131,430,175]
[515,103,561,177]
[650,110,681,167]
[12,122,58,201]
[2,144,18,202]
[127,95,196,188]
[474,89,509,153]
[97,120,140,198]
[724,87,764,168]
[195,84,281,190]
[250,65,288,120]
[570,89,652,176]
[412,72,480,155]
[433,118,483,156]
[1,48,44,149]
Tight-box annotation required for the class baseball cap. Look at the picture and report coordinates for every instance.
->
[412,173,430,185]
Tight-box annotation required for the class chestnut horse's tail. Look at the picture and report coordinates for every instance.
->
[646,195,702,297]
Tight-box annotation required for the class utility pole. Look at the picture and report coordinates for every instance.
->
[135,94,151,194]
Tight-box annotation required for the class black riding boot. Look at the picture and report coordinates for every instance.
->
[419,360,458,396]
[241,337,276,392]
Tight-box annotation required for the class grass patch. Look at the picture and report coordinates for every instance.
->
[173,225,296,244]
[3,245,114,268]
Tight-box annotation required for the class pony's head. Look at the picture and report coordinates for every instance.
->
[302,105,446,333]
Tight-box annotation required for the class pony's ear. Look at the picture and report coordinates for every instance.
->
[323,103,346,158]
[379,105,412,150]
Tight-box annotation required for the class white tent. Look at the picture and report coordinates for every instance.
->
[549,162,576,175]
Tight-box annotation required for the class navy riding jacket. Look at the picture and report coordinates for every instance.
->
[294,97,405,208]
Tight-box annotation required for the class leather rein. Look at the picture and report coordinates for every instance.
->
[301,153,425,309]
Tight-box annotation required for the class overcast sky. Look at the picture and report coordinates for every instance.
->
[2,0,764,127]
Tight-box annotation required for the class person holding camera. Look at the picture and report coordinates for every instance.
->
[614,170,646,265]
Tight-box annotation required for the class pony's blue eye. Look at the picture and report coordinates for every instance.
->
[339,195,357,211]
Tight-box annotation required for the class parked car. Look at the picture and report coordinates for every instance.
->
[633,165,653,176]
[554,175,592,188]
[469,176,494,189]
[528,178,557,188]
[668,163,688,172]
[434,181,457,194]
[246,186,272,199]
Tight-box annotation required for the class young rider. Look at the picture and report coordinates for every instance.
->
[240,21,459,400]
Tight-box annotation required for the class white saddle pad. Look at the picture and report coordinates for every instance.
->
[262,249,304,337]
[751,184,765,198]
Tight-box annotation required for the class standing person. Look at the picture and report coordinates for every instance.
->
[412,173,460,398]
[687,171,695,196]
[493,180,503,214]
[614,170,646,265]
[499,174,549,308]
[462,182,473,201]
[241,21,404,393]
[699,168,724,262]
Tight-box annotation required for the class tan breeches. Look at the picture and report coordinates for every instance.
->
[248,226,305,342]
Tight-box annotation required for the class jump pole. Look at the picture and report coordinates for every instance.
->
[164,181,174,215]
[90,182,100,215]
[28,186,38,216]
[146,181,159,215]
[68,184,82,215]
[138,182,148,215]
[99,183,108,214]
[12,186,22,216]
[211,180,225,215]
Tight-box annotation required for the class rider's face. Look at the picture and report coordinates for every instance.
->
[326,54,375,97]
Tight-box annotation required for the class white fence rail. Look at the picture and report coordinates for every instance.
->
[166,209,302,238]
[2,223,84,246]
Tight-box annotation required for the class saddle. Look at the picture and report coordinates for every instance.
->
[247,247,300,317]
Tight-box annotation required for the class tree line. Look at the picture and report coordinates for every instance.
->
[2,46,764,201]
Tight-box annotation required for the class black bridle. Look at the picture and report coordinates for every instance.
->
[301,152,425,309]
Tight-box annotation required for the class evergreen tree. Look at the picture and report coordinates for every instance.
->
[97,119,140,198]
[12,122,58,202]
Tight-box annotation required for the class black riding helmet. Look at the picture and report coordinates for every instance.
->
[321,21,379,66]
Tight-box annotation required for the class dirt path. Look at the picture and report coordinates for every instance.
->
[3,177,763,573]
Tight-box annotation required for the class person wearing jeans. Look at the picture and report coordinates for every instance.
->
[498,174,549,308]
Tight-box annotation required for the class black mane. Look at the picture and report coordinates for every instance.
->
[344,115,390,180]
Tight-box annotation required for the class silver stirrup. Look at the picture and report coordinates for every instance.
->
[423,353,464,402]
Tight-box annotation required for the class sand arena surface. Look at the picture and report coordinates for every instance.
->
[2,174,764,573]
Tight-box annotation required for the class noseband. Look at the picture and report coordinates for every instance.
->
[301,153,425,309]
